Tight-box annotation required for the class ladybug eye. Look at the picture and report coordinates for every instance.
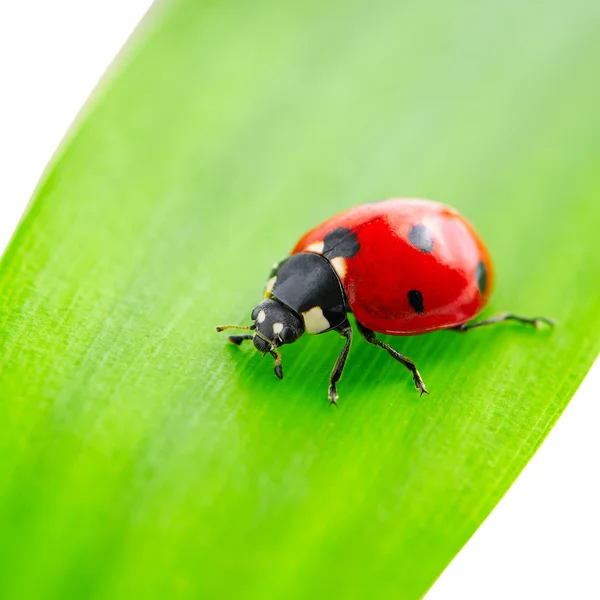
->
[251,306,260,320]
[280,327,295,344]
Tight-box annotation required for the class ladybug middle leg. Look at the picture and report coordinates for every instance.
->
[328,321,353,407]
[451,312,555,332]
[356,321,429,397]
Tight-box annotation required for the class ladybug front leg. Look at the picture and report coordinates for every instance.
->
[328,321,353,407]
[227,334,254,345]
[356,322,429,397]
[451,312,555,332]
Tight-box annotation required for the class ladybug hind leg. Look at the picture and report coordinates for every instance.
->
[356,321,429,397]
[328,321,353,407]
[451,312,555,332]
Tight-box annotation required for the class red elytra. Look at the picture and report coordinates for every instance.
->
[217,198,552,406]
[292,198,494,335]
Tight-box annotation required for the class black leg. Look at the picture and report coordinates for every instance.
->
[356,321,428,396]
[227,334,254,345]
[270,349,283,380]
[328,322,353,407]
[451,312,555,332]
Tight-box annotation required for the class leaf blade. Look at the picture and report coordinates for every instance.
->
[1,1,600,598]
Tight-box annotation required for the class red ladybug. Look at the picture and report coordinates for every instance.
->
[217,199,552,405]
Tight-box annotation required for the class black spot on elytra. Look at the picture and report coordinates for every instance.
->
[408,224,433,253]
[408,289,424,314]
[476,261,488,295]
[322,227,360,259]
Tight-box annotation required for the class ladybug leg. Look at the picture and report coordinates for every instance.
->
[270,349,284,380]
[328,322,353,407]
[452,312,555,332]
[227,334,254,345]
[356,322,429,397]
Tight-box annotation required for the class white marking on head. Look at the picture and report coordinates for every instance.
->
[330,256,347,280]
[302,306,330,334]
[305,241,325,254]
[265,276,276,294]
[272,322,283,335]
[257,309,266,323]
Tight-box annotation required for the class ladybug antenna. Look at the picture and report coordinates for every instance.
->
[215,324,256,332]
[216,324,279,353]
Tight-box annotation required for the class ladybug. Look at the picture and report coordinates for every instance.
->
[217,199,553,405]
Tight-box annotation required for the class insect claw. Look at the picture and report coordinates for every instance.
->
[328,385,339,407]
[535,317,556,329]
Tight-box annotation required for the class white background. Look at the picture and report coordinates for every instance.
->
[1,3,598,598]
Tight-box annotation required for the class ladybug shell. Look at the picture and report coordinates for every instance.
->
[292,199,494,335]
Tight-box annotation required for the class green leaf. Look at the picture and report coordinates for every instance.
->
[1,1,599,598]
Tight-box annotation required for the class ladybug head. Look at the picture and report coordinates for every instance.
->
[216,299,304,380]
[251,299,304,353]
